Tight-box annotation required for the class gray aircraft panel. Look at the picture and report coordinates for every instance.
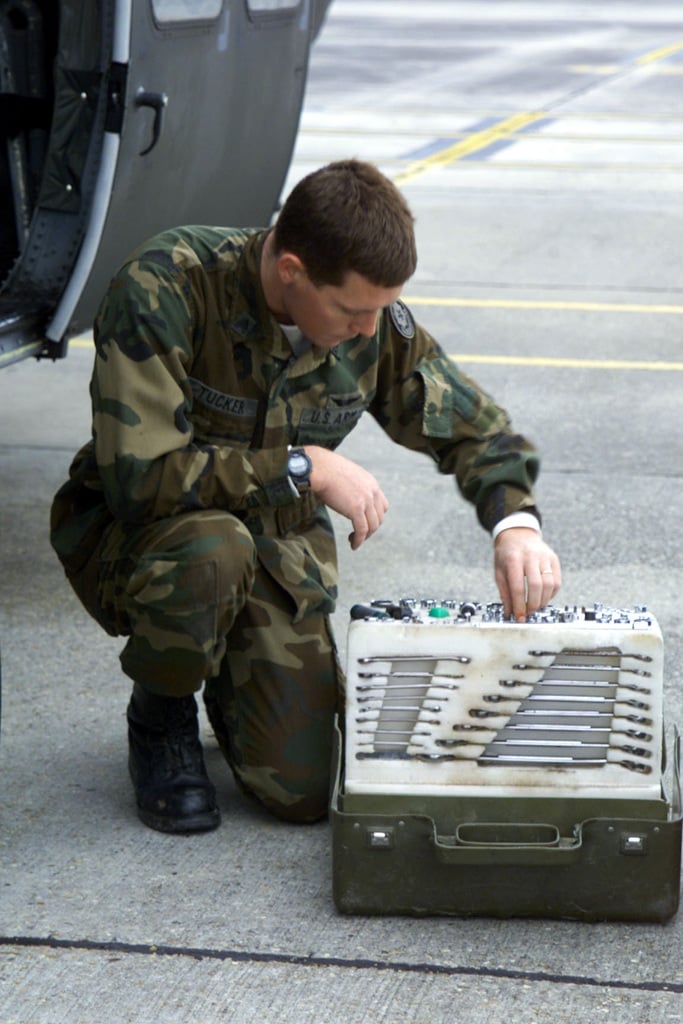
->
[0,0,328,365]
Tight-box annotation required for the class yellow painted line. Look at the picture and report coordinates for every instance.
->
[70,331,679,371]
[454,160,683,172]
[450,354,683,372]
[571,63,683,75]
[404,296,683,315]
[0,341,43,367]
[570,64,621,75]
[393,112,547,185]
[637,41,683,65]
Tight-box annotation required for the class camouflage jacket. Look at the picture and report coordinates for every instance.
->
[51,226,540,618]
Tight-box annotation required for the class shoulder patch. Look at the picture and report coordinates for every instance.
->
[388,300,416,340]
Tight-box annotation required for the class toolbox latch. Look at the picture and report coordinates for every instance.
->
[619,833,648,855]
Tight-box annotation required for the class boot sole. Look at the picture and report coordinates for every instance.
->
[136,804,221,834]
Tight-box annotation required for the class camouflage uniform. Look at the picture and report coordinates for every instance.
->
[50,226,540,821]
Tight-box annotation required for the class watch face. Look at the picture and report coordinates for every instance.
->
[288,451,311,478]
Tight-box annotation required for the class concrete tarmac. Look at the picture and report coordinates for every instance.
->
[1,2,682,1021]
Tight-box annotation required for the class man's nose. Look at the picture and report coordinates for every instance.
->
[352,311,378,337]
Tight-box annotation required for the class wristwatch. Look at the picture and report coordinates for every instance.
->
[287,447,313,495]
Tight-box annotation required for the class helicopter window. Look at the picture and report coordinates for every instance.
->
[151,0,222,23]
[246,0,301,11]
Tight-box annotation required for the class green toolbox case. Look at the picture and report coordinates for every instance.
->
[332,600,682,921]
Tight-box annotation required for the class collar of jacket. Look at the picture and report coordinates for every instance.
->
[226,231,340,374]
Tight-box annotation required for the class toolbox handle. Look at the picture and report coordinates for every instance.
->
[434,822,583,865]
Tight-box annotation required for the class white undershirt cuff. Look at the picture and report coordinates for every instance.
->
[491,511,542,540]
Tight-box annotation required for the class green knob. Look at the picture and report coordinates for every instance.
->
[428,606,450,618]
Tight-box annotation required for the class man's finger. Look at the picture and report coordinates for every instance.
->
[495,567,514,620]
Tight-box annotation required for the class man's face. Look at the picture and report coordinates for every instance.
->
[281,265,403,348]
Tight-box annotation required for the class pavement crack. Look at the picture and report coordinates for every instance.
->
[1,934,681,994]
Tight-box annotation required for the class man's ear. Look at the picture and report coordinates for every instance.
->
[277,251,305,284]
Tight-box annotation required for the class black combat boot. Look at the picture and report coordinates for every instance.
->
[127,682,220,834]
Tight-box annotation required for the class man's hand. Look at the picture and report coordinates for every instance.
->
[304,446,389,550]
[494,527,562,621]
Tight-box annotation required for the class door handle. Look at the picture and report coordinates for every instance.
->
[134,89,168,155]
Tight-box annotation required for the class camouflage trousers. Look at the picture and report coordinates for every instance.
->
[71,509,343,822]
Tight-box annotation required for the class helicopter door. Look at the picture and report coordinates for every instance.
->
[45,0,314,351]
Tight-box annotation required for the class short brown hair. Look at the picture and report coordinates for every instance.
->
[273,159,417,288]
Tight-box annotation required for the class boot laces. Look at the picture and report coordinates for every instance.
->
[153,699,205,780]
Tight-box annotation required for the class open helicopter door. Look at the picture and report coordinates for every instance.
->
[0,0,320,368]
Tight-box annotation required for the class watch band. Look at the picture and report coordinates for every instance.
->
[287,447,313,495]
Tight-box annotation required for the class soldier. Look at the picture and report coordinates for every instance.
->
[50,159,561,834]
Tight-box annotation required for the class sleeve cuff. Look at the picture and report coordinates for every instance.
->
[491,511,542,540]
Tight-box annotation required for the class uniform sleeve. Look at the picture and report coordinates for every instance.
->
[369,306,541,533]
[92,258,292,523]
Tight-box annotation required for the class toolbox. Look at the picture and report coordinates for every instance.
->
[331,599,682,921]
